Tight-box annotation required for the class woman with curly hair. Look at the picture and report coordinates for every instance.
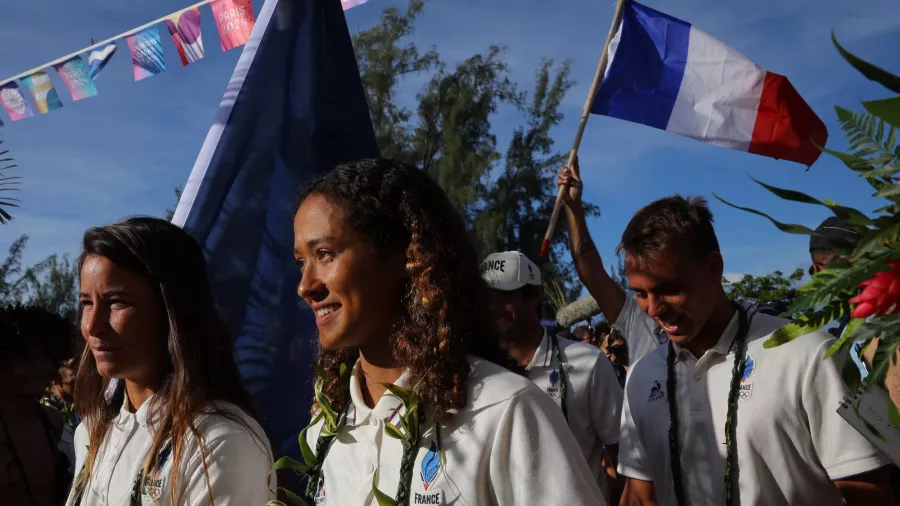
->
[292,159,605,505]
[65,217,274,506]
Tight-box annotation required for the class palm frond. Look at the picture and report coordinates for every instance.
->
[0,136,18,224]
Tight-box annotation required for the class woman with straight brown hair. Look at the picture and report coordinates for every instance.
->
[66,216,274,506]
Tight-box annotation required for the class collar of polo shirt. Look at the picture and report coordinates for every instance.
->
[113,394,160,428]
[347,361,413,426]
[526,329,554,370]
[668,305,744,364]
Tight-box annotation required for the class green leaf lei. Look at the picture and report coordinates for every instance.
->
[549,334,569,421]
[268,364,428,506]
[667,303,749,506]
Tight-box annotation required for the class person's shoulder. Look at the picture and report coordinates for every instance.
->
[746,311,833,356]
[623,345,667,395]
[556,335,602,360]
[466,356,544,407]
[194,402,271,454]
[74,417,89,445]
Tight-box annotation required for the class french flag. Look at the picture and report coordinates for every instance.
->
[592,1,827,167]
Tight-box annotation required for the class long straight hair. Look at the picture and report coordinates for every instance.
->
[73,217,258,504]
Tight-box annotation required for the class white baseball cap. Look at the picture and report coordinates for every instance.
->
[481,251,542,291]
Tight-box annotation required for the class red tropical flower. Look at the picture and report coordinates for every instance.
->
[849,260,900,318]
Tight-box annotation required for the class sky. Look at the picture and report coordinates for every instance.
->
[0,0,899,289]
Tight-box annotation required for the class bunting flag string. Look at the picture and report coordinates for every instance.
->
[21,70,63,114]
[0,0,371,126]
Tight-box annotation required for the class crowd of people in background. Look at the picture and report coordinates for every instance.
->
[0,157,897,505]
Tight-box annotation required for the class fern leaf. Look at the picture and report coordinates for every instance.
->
[874,185,900,199]
[863,163,900,179]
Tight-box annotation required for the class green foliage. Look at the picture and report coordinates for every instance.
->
[0,235,78,322]
[713,34,900,387]
[0,135,19,224]
[164,185,184,222]
[351,0,593,307]
[723,268,805,310]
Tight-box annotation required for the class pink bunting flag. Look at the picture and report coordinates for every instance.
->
[166,8,205,66]
[54,56,98,101]
[210,0,255,51]
[0,82,34,122]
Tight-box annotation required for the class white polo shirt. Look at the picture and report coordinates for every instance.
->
[614,295,668,364]
[306,356,607,505]
[618,306,891,506]
[526,329,623,499]
[66,395,274,506]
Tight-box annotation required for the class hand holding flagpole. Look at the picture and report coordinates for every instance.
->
[539,0,627,260]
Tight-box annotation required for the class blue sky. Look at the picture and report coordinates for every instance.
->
[1,0,899,287]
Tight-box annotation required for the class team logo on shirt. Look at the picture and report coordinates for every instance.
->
[414,441,443,505]
[655,327,669,345]
[315,474,326,504]
[739,353,756,400]
[547,369,562,399]
[141,478,165,500]
[420,441,441,490]
[648,380,666,403]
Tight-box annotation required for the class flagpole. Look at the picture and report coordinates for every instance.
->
[539,0,628,260]
[0,0,215,87]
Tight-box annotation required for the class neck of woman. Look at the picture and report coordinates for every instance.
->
[684,292,737,358]
[124,375,162,413]
[357,341,405,409]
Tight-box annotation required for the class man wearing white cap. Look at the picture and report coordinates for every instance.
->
[481,251,624,502]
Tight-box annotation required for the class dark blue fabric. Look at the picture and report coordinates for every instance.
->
[180,0,378,486]
[591,0,690,130]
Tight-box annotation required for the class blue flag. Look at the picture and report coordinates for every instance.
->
[171,0,378,479]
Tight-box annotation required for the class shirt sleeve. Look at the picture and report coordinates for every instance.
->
[589,352,624,445]
[179,422,275,505]
[490,384,607,505]
[614,295,662,365]
[802,337,892,480]
[617,374,653,481]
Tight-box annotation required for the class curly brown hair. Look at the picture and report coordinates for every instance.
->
[296,159,516,422]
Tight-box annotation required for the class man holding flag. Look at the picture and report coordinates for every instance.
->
[561,162,894,506]
[549,1,896,505]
